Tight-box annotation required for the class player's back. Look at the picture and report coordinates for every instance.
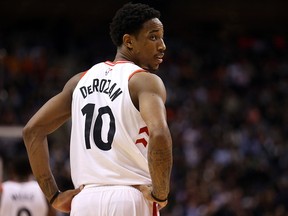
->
[0,180,48,216]
[71,61,152,188]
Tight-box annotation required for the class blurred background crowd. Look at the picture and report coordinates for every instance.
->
[1,0,288,215]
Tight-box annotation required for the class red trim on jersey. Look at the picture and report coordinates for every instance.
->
[104,60,132,66]
[128,69,147,80]
[153,202,158,216]
[80,70,88,79]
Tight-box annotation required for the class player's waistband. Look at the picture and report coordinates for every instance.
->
[82,184,142,192]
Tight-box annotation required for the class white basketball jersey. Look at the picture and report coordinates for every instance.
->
[0,180,48,216]
[71,61,152,188]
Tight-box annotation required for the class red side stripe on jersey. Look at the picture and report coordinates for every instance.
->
[128,69,147,80]
[135,138,147,147]
[153,202,158,216]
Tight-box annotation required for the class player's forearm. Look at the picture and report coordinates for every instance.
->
[23,127,59,202]
[148,130,173,200]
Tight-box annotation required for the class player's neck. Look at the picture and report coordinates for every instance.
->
[114,49,134,63]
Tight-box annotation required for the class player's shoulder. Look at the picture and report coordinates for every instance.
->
[1,181,21,191]
[64,71,87,93]
[130,71,163,84]
[129,71,165,98]
[1,180,19,186]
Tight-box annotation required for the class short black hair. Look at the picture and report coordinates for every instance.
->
[9,154,32,181]
[110,2,161,47]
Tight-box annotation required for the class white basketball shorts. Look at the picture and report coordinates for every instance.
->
[70,185,160,216]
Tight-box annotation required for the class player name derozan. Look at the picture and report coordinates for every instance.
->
[79,78,123,101]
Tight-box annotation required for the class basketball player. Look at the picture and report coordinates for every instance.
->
[23,3,173,216]
[0,155,56,216]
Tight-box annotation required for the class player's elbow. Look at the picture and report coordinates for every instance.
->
[149,127,172,148]
[22,123,33,147]
[22,123,42,150]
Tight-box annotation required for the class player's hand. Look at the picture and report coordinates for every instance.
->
[137,185,168,210]
[51,185,83,213]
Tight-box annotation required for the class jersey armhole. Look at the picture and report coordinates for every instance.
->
[80,70,88,79]
[128,69,147,80]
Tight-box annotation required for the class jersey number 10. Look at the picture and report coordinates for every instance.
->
[81,103,116,151]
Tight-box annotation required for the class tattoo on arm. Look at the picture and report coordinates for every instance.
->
[37,174,58,199]
[149,146,172,198]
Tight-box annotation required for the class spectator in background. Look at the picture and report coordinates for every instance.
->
[0,153,56,216]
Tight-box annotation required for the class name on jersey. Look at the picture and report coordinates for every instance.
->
[12,193,34,201]
[80,78,123,101]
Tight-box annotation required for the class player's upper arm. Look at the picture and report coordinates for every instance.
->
[129,72,168,134]
[23,72,84,136]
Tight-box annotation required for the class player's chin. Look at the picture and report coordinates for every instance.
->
[149,66,159,73]
[151,62,161,72]
[144,61,161,72]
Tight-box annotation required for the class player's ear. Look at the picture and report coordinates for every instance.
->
[123,34,133,49]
